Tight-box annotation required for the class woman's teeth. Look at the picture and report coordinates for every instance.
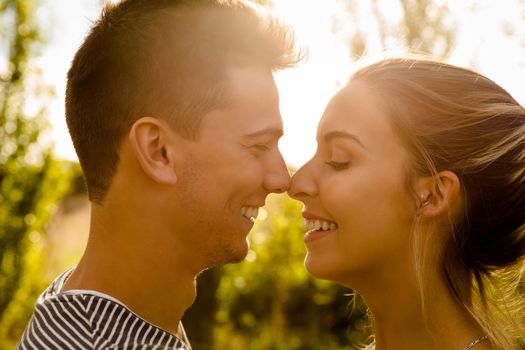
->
[241,206,259,220]
[303,219,338,232]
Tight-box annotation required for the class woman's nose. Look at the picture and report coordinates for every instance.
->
[288,161,317,200]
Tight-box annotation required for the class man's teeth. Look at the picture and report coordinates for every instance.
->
[304,219,338,232]
[241,206,259,220]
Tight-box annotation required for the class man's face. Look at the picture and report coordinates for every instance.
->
[172,65,290,269]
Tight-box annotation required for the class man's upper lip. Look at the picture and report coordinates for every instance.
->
[245,203,265,207]
[302,211,333,222]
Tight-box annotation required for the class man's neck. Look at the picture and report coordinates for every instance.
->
[61,234,198,336]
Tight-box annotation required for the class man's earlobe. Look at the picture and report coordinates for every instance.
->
[128,117,178,185]
[416,170,461,219]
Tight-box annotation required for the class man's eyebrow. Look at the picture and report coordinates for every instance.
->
[321,130,366,149]
[244,127,284,139]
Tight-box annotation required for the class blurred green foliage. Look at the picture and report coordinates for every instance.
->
[183,194,372,350]
[336,0,456,60]
[0,0,71,348]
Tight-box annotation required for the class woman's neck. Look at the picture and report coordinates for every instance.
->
[351,270,489,350]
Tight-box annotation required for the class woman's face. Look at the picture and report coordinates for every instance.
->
[289,81,419,287]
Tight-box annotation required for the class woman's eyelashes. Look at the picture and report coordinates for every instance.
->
[324,159,350,170]
[322,145,353,171]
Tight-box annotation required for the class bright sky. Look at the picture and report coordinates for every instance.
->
[35,0,525,167]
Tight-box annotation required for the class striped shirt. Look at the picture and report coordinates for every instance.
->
[17,269,192,350]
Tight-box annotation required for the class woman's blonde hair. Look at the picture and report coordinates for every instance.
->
[350,56,525,349]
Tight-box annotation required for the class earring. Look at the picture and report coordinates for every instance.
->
[419,193,432,208]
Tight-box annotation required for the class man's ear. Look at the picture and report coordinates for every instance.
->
[415,170,461,219]
[128,117,178,185]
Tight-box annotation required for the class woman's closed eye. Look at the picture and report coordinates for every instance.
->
[325,160,350,170]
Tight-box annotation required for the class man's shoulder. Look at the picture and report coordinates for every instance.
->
[17,271,191,350]
[17,291,99,349]
[34,291,115,328]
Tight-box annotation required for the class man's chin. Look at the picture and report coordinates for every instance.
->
[207,240,250,267]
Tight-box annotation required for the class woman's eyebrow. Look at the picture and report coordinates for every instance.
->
[320,130,366,149]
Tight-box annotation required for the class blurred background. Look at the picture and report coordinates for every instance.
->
[1,0,524,349]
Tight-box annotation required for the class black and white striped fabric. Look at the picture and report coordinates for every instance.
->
[17,269,192,350]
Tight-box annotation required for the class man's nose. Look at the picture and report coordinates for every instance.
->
[264,154,291,193]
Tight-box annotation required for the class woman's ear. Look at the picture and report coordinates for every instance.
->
[128,117,178,185]
[415,170,461,219]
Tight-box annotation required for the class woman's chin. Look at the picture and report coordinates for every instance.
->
[304,253,358,287]
[304,253,334,281]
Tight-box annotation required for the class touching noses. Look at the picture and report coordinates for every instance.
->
[264,152,291,193]
[288,161,317,200]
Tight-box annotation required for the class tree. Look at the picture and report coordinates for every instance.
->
[0,0,71,347]
[334,0,456,60]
